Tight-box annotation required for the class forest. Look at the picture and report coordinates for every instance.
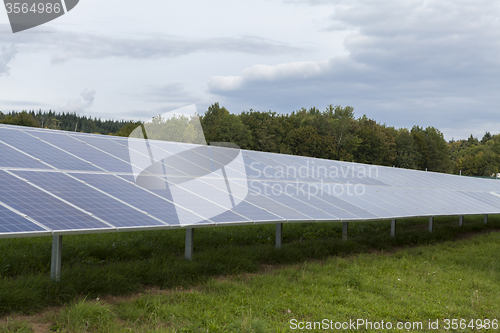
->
[1,104,499,177]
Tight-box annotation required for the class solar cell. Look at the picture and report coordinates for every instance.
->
[0,129,100,171]
[32,131,134,173]
[13,171,166,229]
[72,135,133,162]
[0,203,48,234]
[0,140,51,169]
[71,173,210,226]
[0,124,500,240]
[247,181,338,220]
[0,170,111,231]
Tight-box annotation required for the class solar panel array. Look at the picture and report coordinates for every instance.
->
[1,123,500,239]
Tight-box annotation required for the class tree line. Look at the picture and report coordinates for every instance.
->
[1,104,498,177]
[0,110,137,135]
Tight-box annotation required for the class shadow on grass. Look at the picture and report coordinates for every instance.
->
[0,215,499,315]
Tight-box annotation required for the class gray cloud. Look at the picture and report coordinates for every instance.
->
[144,82,201,104]
[209,0,500,138]
[48,35,301,63]
[59,89,96,113]
[0,24,301,63]
[0,44,17,76]
[0,99,46,107]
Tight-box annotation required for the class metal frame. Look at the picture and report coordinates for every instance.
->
[275,223,282,249]
[51,235,62,281]
[2,125,500,280]
[185,228,194,260]
[342,222,348,241]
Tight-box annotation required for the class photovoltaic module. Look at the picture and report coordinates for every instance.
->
[1,123,500,239]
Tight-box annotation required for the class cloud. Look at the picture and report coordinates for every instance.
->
[48,35,301,63]
[0,26,302,63]
[0,44,17,76]
[59,89,96,113]
[208,0,500,138]
[144,82,201,103]
[0,99,46,107]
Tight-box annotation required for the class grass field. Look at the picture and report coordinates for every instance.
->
[1,215,500,332]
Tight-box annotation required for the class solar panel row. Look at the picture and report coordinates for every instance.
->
[1,125,500,239]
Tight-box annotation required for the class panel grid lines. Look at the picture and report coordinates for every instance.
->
[2,124,500,238]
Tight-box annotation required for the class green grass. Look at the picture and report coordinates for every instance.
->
[1,215,500,331]
[0,319,32,333]
[51,298,115,332]
[110,232,500,332]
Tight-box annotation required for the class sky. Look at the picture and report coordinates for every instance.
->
[1,0,499,141]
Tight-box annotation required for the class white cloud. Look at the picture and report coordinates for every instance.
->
[0,44,17,76]
[0,27,302,64]
[208,0,500,138]
[210,60,331,92]
[59,89,96,113]
[144,82,200,103]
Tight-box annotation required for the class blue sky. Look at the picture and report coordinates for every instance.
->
[1,0,500,140]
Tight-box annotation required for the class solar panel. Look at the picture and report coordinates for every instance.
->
[32,131,134,173]
[69,173,204,226]
[0,203,48,234]
[73,135,133,162]
[0,128,100,172]
[0,123,499,239]
[12,171,167,229]
[0,170,111,231]
[0,141,51,169]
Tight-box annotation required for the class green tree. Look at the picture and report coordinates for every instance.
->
[0,111,39,127]
[354,115,396,166]
[282,126,336,159]
[239,110,288,152]
[329,105,359,160]
[142,114,206,144]
[425,126,452,172]
[481,132,492,144]
[114,121,143,137]
[200,103,252,148]
[395,129,421,169]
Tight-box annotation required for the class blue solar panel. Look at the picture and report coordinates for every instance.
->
[2,124,500,240]
[0,141,51,169]
[251,180,357,220]
[245,181,335,220]
[13,171,166,228]
[0,170,110,231]
[244,191,311,221]
[211,201,283,223]
[0,128,100,171]
[71,173,206,226]
[32,131,134,173]
[0,204,48,234]
[71,135,132,162]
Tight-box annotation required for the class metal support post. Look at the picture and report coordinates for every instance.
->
[484,214,488,225]
[275,223,282,249]
[459,215,464,227]
[390,219,396,237]
[429,216,434,233]
[185,228,194,260]
[50,235,62,281]
[342,222,348,241]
